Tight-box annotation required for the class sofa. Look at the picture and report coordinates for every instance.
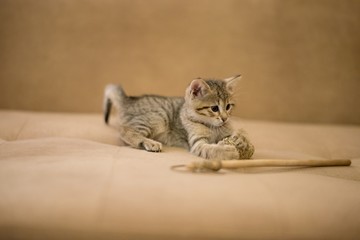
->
[1,110,360,239]
[1,0,360,239]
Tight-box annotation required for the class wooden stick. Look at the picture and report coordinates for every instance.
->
[186,159,352,172]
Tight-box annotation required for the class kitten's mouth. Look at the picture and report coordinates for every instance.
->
[215,121,226,127]
[218,118,228,126]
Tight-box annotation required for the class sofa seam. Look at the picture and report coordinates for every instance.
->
[14,116,30,140]
[95,148,119,223]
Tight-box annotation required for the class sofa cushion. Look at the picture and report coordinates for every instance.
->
[0,110,359,239]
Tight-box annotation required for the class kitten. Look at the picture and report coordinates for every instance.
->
[103,75,254,160]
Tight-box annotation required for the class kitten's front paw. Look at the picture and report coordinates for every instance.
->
[219,130,255,159]
[141,139,162,152]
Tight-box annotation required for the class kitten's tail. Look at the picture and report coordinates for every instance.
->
[103,84,127,124]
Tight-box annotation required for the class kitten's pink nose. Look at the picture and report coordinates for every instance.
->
[221,117,228,123]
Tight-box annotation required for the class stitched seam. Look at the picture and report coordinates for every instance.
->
[14,116,30,140]
[95,148,119,222]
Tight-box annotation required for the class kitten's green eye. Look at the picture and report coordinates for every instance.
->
[211,106,219,112]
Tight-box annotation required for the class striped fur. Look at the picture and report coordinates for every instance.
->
[103,75,252,160]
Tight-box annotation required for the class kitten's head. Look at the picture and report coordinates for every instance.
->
[184,75,241,127]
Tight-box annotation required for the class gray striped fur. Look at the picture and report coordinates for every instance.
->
[104,75,252,160]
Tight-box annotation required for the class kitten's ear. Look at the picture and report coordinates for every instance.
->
[189,78,210,98]
[224,74,241,93]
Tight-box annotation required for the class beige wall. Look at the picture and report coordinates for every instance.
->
[0,0,359,124]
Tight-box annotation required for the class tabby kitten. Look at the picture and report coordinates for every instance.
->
[104,75,253,160]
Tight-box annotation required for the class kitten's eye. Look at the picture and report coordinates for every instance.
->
[211,106,219,112]
[226,104,232,111]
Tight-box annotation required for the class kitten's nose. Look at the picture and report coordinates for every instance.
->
[221,116,228,123]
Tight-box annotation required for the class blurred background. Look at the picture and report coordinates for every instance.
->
[0,0,359,124]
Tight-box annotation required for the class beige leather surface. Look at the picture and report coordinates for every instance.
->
[1,110,360,239]
[1,0,359,124]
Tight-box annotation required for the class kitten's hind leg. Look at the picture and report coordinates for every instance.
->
[119,126,162,152]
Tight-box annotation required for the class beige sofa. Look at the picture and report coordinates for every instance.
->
[1,0,360,239]
[1,110,360,239]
